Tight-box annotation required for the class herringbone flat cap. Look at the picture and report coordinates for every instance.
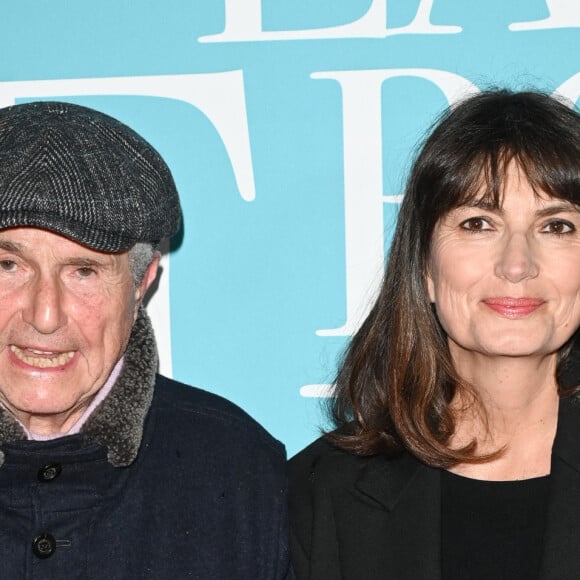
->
[0,101,182,252]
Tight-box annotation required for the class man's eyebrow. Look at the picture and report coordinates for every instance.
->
[66,257,108,269]
[0,240,23,253]
[0,243,111,267]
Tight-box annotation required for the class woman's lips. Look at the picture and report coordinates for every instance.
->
[483,297,545,318]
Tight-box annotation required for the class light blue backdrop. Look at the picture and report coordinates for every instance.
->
[1,1,579,456]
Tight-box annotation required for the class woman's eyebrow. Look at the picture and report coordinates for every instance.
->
[462,201,580,216]
[465,199,499,211]
[535,203,580,217]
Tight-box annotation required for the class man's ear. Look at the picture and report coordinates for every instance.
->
[134,253,160,313]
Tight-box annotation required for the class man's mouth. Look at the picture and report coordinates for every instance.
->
[9,346,75,368]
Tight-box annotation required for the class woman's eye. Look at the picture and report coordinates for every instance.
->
[542,220,575,235]
[459,217,491,232]
[0,260,17,272]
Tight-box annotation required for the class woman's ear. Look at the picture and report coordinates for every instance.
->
[426,266,436,304]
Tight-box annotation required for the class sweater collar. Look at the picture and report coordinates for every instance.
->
[0,306,158,467]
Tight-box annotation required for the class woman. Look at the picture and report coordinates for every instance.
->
[289,89,580,580]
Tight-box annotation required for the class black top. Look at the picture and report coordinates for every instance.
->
[441,470,550,580]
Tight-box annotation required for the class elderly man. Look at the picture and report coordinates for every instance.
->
[0,101,291,579]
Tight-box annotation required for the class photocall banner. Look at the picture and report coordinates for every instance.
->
[1,1,578,455]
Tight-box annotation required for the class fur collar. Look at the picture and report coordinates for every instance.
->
[0,307,158,467]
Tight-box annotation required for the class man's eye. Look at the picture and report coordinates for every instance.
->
[0,260,17,272]
[542,220,575,235]
[459,217,491,231]
[77,267,96,278]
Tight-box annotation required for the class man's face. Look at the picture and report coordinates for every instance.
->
[0,227,157,433]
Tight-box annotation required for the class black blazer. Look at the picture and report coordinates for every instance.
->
[289,396,580,580]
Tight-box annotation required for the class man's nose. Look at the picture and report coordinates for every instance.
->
[494,233,539,283]
[22,273,67,334]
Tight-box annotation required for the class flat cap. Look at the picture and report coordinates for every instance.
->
[0,101,182,252]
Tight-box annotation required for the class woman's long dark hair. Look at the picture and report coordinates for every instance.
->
[328,89,580,468]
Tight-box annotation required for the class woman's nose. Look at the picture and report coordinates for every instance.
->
[494,233,539,283]
[22,274,67,334]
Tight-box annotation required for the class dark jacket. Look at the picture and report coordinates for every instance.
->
[0,310,292,579]
[289,396,580,580]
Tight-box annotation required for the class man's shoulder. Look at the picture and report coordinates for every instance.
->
[151,374,285,459]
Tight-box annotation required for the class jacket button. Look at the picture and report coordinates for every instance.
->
[32,533,56,559]
[37,463,62,482]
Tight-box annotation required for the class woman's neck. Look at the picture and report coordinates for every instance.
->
[448,348,559,481]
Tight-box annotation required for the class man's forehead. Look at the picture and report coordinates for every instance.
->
[0,227,127,260]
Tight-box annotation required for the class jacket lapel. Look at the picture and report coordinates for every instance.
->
[352,452,442,580]
[540,397,580,579]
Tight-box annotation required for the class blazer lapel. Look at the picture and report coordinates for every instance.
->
[540,397,580,580]
[353,452,442,580]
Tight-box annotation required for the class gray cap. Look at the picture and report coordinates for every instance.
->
[0,101,182,252]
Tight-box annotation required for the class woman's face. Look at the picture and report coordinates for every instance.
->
[427,164,580,364]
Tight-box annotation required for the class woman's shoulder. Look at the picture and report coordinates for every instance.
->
[289,434,428,513]
[289,434,410,497]
[288,436,375,556]
[289,436,362,483]
[288,436,421,572]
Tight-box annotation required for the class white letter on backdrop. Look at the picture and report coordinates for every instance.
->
[199,0,461,43]
[300,69,478,398]
[555,72,580,103]
[0,72,255,377]
[0,72,255,201]
[510,0,580,30]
